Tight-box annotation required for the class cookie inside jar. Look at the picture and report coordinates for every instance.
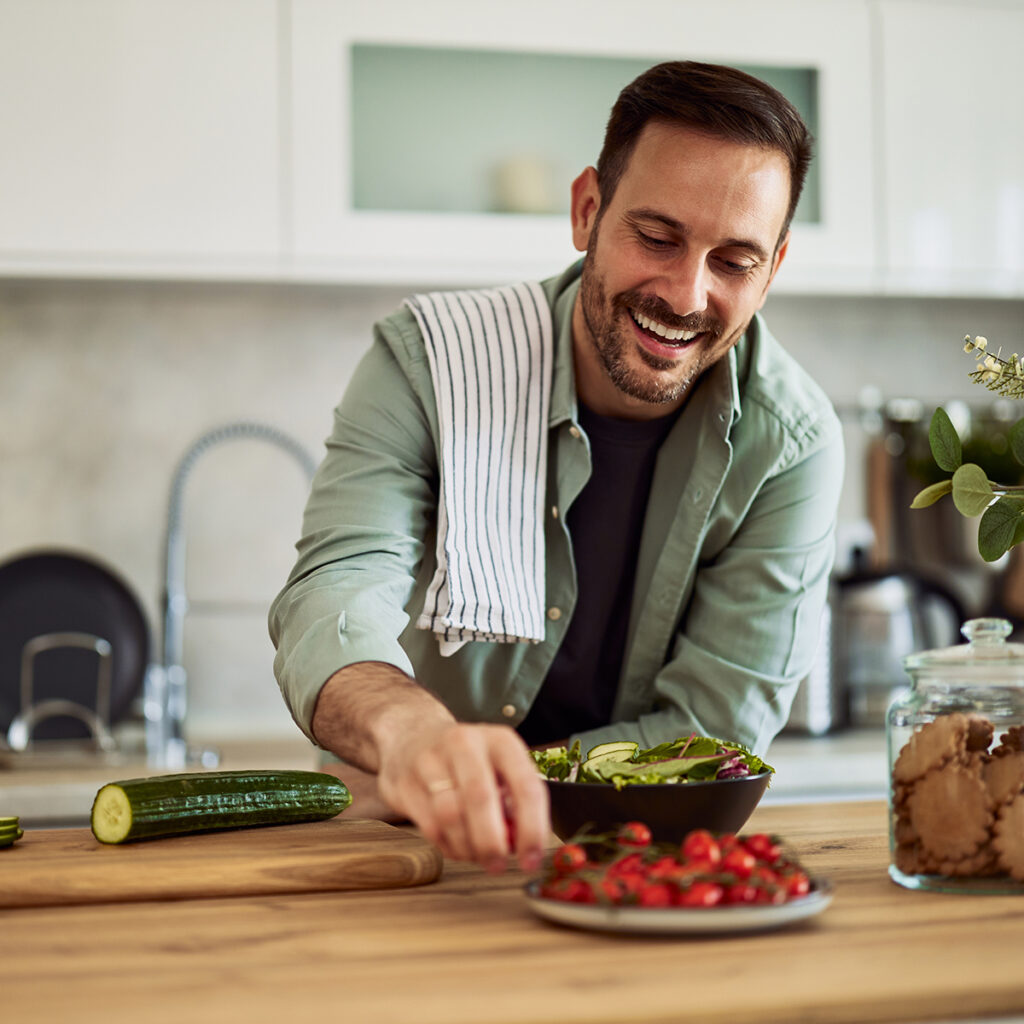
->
[888,618,1024,893]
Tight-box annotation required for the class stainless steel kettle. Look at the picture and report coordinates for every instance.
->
[833,565,967,728]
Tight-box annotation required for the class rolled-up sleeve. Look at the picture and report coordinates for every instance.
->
[269,320,439,742]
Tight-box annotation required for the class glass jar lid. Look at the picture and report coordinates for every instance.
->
[903,617,1024,678]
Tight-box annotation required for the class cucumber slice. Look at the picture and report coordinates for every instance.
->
[0,826,24,848]
[91,770,352,844]
[581,742,639,773]
[0,815,19,828]
[586,741,639,759]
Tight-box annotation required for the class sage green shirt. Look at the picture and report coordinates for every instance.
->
[269,261,844,756]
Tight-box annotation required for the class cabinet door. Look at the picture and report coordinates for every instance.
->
[0,0,280,276]
[288,0,876,291]
[878,0,1024,296]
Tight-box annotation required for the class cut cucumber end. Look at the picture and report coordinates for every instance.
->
[91,784,133,844]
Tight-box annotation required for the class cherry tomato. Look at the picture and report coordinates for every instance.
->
[617,821,652,848]
[615,871,647,895]
[646,855,681,880]
[743,833,782,864]
[681,828,722,866]
[754,884,789,905]
[724,882,760,904]
[551,843,588,874]
[751,864,780,886]
[676,856,717,877]
[566,879,596,903]
[638,882,674,907]
[607,852,645,876]
[676,881,724,907]
[540,877,579,900]
[783,871,811,898]
[721,847,757,880]
[599,877,625,904]
[717,832,740,854]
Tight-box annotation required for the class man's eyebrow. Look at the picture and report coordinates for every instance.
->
[627,207,771,263]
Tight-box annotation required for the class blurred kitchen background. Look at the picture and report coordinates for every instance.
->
[2,0,1023,769]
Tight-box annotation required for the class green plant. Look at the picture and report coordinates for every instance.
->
[911,336,1024,562]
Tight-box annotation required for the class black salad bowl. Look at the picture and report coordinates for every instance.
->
[545,771,773,845]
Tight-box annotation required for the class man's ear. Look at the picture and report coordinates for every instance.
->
[757,230,790,310]
[570,167,601,253]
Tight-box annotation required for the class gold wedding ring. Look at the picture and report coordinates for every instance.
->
[427,778,456,795]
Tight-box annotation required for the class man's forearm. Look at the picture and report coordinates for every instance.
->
[311,661,456,772]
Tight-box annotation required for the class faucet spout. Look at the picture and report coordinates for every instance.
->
[149,421,316,768]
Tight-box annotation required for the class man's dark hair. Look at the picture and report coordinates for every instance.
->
[596,61,814,243]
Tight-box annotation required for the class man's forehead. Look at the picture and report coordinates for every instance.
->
[616,123,791,243]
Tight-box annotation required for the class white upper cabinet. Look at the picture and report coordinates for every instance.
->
[3,0,1019,296]
[0,0,281,277]
[877,0,1024,297]
[287,0,877,292]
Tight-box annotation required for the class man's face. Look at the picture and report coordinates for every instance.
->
[570,121,792,420]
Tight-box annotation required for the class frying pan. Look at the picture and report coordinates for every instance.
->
[0,549,150,742]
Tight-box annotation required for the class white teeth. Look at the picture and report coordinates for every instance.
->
[632,311,698,343]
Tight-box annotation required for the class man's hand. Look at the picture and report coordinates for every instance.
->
[376,719,548,874]
[311,662,549,873]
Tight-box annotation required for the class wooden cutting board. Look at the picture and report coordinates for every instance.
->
[0,817,443,908]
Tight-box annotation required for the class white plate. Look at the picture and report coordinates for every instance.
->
[523,878,834,935]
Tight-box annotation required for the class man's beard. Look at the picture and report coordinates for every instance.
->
[578,234,732,407]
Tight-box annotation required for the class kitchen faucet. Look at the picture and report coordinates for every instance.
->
[147,422,317,769]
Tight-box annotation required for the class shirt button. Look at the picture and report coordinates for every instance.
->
[547,607,562,621]
[551,506,559,519]
[568,425,581,439]
[501,703,517,719]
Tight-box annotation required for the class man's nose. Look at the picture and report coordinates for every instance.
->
[659,253,709,316]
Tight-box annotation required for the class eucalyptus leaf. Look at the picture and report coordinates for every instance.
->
[929,406,963,472]
[978,497,1024,562]
[1010,418,1024,467]
[910,479,954,509]
[952,463,995,517]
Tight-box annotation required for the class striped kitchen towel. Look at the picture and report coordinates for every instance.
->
[405,281,553,656]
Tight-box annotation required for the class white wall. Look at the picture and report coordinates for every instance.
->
[3,276,1023,739]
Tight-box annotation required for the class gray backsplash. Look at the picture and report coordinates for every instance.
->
[3,277,1023,739]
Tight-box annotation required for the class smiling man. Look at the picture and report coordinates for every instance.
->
[572,122,791,418]
[270,62,844,875]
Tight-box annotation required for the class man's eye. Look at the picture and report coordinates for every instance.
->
[638,231,673,250]
[717,256,757,275]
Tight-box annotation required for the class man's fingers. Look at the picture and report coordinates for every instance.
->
[489,734,549,871]
[378,722,549,871]
[447,741,512,872]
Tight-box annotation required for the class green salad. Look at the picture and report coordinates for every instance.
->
[531,735,774,790]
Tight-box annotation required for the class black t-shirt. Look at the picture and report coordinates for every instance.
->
[516,403,681,746]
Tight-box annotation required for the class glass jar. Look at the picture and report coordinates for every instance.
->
[888,617,1024,894]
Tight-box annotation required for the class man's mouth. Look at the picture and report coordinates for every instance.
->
[629,309,701,347]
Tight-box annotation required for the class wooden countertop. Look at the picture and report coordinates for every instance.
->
[3,800,1024,1024]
